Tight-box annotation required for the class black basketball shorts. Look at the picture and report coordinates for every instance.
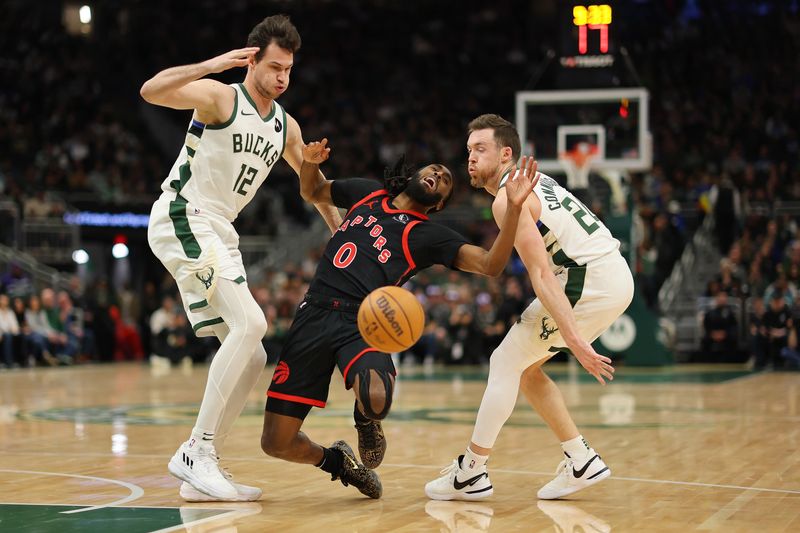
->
[266,294,396,420]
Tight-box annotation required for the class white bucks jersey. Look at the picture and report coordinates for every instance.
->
[160,83,287,222]
[502,172,620,270]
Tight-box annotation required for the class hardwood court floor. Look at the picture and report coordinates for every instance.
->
[0,362,798,532]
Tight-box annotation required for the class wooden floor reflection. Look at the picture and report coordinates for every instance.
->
[0,362,798,532]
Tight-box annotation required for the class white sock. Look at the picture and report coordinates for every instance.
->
[561,435,591,461]
[188,428,214,449]
[461,447,489,472]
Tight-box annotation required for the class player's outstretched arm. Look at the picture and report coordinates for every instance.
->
[139,47,258,119]
[453,157,538,277]
[512,214,615,385]
[282,116,342,233]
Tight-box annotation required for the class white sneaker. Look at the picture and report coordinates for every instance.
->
[168,440,237,500]
[537,500,611,532]
[179,467,262,502]
[425,456,493,501]
[537,450,610,500]
[425,500,494,532]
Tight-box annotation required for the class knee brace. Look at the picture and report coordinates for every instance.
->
[356,368,394,420]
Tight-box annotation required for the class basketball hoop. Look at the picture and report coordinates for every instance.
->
[559,142,598,190]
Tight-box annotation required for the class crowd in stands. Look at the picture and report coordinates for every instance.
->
[2,1,799,367]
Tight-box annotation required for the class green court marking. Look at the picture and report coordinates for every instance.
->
[0,504,226,533]
[16,367,762,430]
[19,402,725,430]
[396,368,757,384]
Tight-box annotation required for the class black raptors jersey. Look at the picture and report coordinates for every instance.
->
[309,179,469,301]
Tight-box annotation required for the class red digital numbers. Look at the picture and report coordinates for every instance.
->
[573,5,612,54]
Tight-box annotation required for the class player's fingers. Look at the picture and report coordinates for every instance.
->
[594,372,606,385]
[529,161,540,184]
[523,156,534,174]
[600,368,614,381]
[234,47,261,56]
[597,354,612,364]
[320,138,328,148]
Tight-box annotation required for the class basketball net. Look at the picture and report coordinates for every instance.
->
[559,142,598,190]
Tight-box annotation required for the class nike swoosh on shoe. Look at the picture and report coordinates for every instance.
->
[572,455,600,478]
[453,473,487,490]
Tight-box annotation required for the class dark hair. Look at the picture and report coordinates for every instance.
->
[383,154,412,196]
[468,114,521,161]
[247,15,301,60]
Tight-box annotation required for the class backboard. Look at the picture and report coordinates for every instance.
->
[515,88,651,173]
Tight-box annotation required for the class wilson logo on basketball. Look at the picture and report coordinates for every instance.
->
[376,295,404,337]
[272,361,290,384]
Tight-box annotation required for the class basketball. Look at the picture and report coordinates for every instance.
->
[358,286,425,353]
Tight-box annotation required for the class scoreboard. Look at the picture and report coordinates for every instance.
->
[557,2,619,87]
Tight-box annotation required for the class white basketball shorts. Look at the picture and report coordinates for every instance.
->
[499,252,634,369]
[148,193,247,337]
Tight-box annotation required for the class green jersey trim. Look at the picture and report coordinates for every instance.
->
[278,105,287,161]
[238,83,276,122]
[564,265,587,307]
[188,299,208,311]
[193,317,224,332]
[205,87,238,130]
[168,194,201,259]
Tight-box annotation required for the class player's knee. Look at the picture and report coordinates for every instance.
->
[260,431,292,459]
[251,314,269,339]
[489,340,528,375]
[356,369,394,420]
[360,390,391,420]
[240,314,268,345]
[521,364,549,390]
[524,366,546,382]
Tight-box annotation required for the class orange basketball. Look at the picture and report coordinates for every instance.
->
[358,286,425,353]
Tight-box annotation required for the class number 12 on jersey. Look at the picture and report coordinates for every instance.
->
[561,195,601,235]
[233,164,258,196]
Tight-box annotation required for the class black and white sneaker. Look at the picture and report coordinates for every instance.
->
[425,455,494,501]
[167,440,237,500]
[537,450,610,500]
[329,440,383,499]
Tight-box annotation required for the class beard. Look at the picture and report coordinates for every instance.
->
[404,176,443,207]
[468,168,490,189]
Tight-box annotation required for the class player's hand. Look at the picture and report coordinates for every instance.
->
[571,339,615,385]
[202,47,261,74]
[302,138,331,164]
[504,156,539,209]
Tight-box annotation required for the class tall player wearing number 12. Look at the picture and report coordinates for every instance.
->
[426,114,634,501]
[142,15,341,502]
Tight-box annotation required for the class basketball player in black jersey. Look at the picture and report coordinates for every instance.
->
[259,138,538,498]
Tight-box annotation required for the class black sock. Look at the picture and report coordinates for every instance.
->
[354,400,370,425]
[316,447,344,476]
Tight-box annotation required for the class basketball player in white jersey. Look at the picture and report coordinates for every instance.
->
[141,15,341,501]
[426,114,634,501]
